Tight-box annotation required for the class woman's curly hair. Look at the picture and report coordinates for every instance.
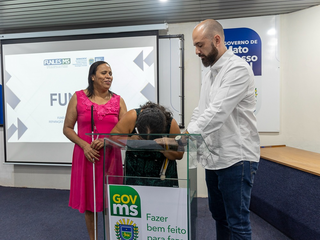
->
[140,101,172,127]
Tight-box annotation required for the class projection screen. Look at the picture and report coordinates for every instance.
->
[1,32,158,164]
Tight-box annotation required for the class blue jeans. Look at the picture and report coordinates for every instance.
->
[205,161,259,240]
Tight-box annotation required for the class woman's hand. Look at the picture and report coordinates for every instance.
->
[91,139,104,150]
[130,134,142,140]
[154,137,177,147]
[83,143,100,163]
[154,137,183,160]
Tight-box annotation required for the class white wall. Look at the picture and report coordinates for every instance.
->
[280,5,320,153]
[1,5,320,196]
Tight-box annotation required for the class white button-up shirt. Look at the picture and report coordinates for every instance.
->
[188,49,260,170]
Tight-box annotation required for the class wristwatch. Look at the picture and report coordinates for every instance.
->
[175,135,183,146]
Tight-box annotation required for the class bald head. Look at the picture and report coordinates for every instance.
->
[192,19,227,66]
[194,19,225,42]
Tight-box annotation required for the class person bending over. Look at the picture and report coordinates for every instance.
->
[111,101,183,187]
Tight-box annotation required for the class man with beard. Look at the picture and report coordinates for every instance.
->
[185,19,260,239]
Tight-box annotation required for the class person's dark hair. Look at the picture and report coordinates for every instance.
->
[86,61,114,98]
[136,108,166,140]
[140,101,172,127]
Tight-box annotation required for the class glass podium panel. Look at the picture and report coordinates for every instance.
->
[85,133,209,240]
[105,176,189,240]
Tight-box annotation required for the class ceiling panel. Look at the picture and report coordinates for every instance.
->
[0,0,319,34]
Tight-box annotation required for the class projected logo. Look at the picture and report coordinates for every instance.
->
[88,57,104,65]
[4,71,27,140]
[224,28,262,76]
[133,49,156,102]
[115,219,139,240]
[74,57,87,67]
[95,56,104,61]
[43,58,71,65]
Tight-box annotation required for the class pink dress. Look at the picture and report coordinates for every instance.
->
[69,90,123,213]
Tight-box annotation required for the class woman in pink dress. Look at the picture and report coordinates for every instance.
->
[63,61,127,240]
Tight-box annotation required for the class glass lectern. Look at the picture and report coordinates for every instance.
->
[86,133,208,240]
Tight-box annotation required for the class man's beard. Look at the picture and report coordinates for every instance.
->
[200,43,218,67]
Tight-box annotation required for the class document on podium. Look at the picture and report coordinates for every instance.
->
[124,140,164,150]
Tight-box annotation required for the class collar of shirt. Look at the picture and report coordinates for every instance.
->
[210,48,234,76]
